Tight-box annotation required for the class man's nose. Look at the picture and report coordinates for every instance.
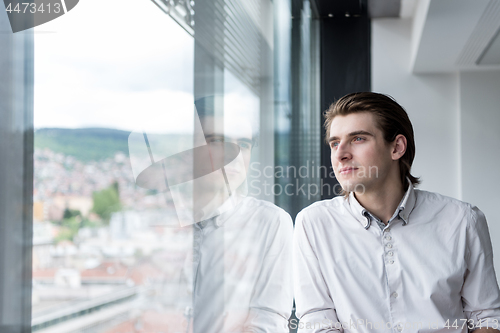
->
[334,142,352,161]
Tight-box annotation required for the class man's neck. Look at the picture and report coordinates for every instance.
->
[353,177,405,225]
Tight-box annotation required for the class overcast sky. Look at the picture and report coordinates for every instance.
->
[34,0,195,133]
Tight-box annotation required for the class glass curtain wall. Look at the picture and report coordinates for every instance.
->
[275,0,321,220]
[0,7,33,333]
[0,0,324,331]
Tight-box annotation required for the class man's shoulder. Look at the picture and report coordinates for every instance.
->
[243,196,286,211]
[415,188,489,237]
[297,196,346,220]
[242,196,292,221]
[415,188,473,212]
[414,188,483,227]
[240,197,294,238]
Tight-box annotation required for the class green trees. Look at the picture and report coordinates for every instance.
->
[91,181,122,224]
[55,216,81,243]
[54,182,122,243]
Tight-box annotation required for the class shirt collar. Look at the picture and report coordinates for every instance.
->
[198,194,246,228]
[346,177,416,229]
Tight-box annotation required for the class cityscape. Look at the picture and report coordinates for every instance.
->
[33,140,192,333]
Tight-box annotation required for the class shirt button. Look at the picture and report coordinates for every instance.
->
[388,260,394,264]
[386,243,393,248]
[388,251,394,256]
[391,292,398,298]
[385,235,392,241]
[397,324,403,332]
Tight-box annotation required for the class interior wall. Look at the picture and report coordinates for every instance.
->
[460,71,500,269]
[373,17,500,277]
[371,18,460,198]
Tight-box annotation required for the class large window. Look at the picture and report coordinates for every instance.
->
[1,0,321,331]
[32,1,197,331]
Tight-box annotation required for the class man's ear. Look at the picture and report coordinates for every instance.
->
[391,134,407,161]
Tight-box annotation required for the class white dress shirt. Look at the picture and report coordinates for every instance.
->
[293,179,500,332]
[179,196,294,333]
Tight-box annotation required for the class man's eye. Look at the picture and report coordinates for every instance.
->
[238,142,252,150]
[354,137,365,142]
[209,137,224,143]
[330,142,339,148]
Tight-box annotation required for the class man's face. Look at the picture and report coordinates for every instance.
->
[200,115,253,191]
[329,112,396,194]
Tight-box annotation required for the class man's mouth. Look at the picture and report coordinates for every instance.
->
[340,167,358,175]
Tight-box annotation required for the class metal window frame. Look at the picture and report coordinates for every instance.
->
[0,7,34,333]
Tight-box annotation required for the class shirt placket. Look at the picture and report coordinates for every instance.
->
[192,218,225,333]
[192,223,202,287]
[382,223,406,332]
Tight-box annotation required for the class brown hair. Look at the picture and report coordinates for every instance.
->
[324,92,420,196]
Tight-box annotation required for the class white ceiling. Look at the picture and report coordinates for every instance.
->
[411,0,500,73]
[400,0,416,18]
[478,27,500,65]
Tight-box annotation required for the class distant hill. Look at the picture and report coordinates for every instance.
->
[35,128,196,162]
[35,128,131,162]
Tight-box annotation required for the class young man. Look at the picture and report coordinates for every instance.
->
[293,92,500,332]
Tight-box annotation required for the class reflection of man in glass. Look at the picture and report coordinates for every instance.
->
[183,96,293,333]
[190,105,253,220]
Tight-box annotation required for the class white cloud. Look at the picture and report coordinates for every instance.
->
[34,0,194,132]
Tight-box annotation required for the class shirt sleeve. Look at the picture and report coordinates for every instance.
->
[245,209,294,333]
[293,211,342,333]
[461,205,500,330]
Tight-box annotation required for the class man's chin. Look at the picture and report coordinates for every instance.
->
[339,180,366,194]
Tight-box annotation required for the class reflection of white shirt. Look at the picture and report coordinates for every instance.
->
[184,196,294,333]
[293,180,500,333]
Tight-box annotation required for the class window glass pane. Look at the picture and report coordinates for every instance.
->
[33,0,320,331]
[33,0,195,332]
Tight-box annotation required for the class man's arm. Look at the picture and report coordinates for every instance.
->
[245,210,294,333]
[293,211,341,333]
[461,206,500,331]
